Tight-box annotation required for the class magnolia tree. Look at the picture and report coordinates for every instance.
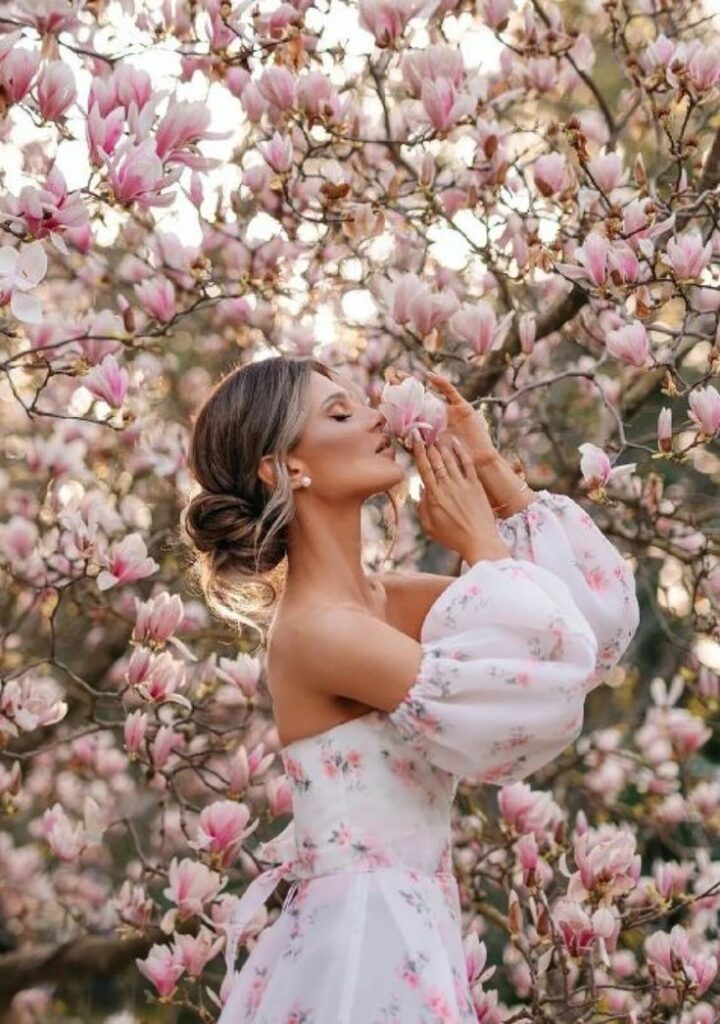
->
[0,0,719,1020]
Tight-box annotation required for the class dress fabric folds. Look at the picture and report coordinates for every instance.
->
[218,491,640,1024]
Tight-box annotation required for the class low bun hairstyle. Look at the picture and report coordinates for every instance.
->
[180,355,341,639]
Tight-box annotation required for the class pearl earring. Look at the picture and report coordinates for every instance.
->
[300,475,311,488]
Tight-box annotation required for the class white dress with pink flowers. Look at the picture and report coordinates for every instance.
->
[218,491,639,1024]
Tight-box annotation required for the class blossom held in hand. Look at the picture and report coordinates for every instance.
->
[379,376,448,447]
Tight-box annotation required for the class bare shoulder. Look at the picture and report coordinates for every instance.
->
[373,568,458,641]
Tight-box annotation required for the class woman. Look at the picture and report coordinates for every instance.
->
[182,355,640,1023]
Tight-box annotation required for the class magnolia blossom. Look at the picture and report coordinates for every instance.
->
[657,407,673,453]
[83,353,129,408]
[133,592,185,646]
[578,443,637,493]
[645,925,718,998]
[566,825,642,904]
[0,46,39,103]
[191,800,254,868]
[258,131,294,174]
[37,60,76,121]
[123,709,148,755]
[586,151,627,193]
[532,153,571,196]
[665,230,713,280]
[358,0,423,45]
[420,77,475,133]
[449,300,513,356]
[552,898,619,957]
[518,311,536,354]
[173,927,224,978]
[688,385,720,437]
[162,857,222,931]
[136,943,185,998]
[378,377,448,446]
[95,533,159,592]
[216,653,262,698]
[104,137,182,209]
[463,933,495,986]
[605,321,650,367]
[0,241,47,322]
[0,673,67,739]
[134,277,176,323]
[257,66,297,110]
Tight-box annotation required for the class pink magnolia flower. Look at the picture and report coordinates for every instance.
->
[116,880,153,929]
[134,277,176,323]
[258,130,294,173]
[37,60,76,120]
[449,301,513,356]
[133,592,185,646]
[135,650,187,706]
[104,137,182,209]
[151,724,183,769]
[518,311,536,354]
[267,773,294,816]
[665,230,712,280]
[84,353,129,408]
[216,653,262,698]
[173,927,224,978]
[657,407,672,453]
[0,515,38,561]
[8,165,88,242]
[113,63,153,114]
[136,943,185,998]
[358,0,423,46]
[87,101,125,165]
[15,0,82,35]
[605,321,650,367]
[163,857,222,921]
[296,71,342,121]
[463,933,495,986]
[155,99,224,168]
[556,233,611,288]
[687,46,720,92]
[191,800,253,868]
[1,673,67,739]
[420,77,475,133]
[123,709,148,755]
[688,385,720,437]
[532,153,571,196]
[481,0,515,30]
[607,242,640,284]
[578,443,636,493]
[498,780,563,837]
[405,282,459,336]
[586,151,627,192]
[553,898,619,957]
[95,532,160,591]
[645,925,718,998]
[0,46,39,103]
[402,46,465,95]
[567,825,642,904]
[0,241,47,323]
[41,803,85,860]
[378,376,448,446]
[257,66,297,110]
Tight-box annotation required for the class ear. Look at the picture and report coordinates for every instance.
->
[257,454,306,491]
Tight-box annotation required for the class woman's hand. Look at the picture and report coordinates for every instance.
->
[411,435,510,563]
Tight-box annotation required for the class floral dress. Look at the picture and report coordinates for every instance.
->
[218,491,640,1024]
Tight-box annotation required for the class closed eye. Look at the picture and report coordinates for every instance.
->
[331,414,351,421]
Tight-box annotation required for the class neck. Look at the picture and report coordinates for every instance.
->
[284,498,375,608]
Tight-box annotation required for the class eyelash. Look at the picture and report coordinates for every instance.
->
[331,413,351,421]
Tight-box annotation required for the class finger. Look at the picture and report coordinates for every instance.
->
[412,436,439,495]
[424,371,464,405]
[450,436,478,479]
[437,441,462,483]
[425,442,448,480]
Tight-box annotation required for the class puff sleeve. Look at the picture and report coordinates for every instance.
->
[387,557,599,786]
[492,490,640,691]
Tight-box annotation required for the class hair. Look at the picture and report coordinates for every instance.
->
[179,354,400,644]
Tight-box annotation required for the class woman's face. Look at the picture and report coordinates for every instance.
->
[289,370,406,499]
